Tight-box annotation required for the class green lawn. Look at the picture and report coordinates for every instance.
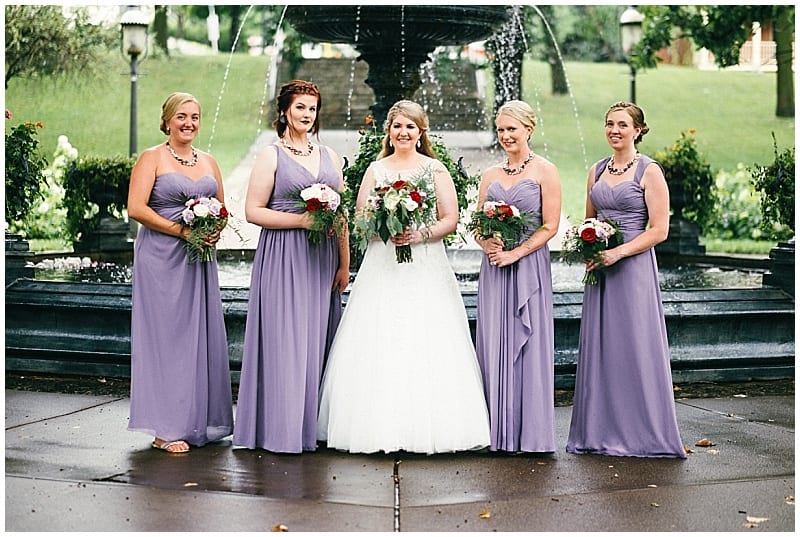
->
[7,53,793,253]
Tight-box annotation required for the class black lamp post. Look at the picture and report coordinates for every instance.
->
[620,6,644,104]
[120,7,150,157]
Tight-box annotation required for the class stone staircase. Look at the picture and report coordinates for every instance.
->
[279,57,490,131]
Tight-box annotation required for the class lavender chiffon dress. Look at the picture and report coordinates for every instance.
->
[566,155,686,458]
[233,145,343,453]
[475,179,556,453]
[128,173,233,446]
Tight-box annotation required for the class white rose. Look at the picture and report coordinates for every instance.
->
[402,198,419,211]
[193,203,210,218]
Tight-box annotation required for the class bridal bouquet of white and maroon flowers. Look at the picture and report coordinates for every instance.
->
[293,183,347,245]
[560,216,623,285]
[354,166,437,263]
[180,196,229,263]
[469,200,535,251]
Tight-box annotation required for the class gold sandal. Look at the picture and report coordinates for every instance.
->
[151,439,190,453]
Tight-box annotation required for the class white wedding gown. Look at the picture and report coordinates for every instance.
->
[317,161,490,454]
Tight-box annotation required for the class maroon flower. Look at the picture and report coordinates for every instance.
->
[409,191,422,203]
[580,227,597,243]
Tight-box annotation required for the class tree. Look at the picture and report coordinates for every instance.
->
[635,5,794,117]
[4,5,114,89]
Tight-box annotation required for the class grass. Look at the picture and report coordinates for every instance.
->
[7,53,793,253]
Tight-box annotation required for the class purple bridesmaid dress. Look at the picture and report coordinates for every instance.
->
[233,145,343,453]
[475,179,556,452]
[128,173,233,446]
[566,155,686,458]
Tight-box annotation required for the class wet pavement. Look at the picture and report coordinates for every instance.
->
[5,379,795,532]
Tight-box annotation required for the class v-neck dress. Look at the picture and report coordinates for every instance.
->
[474,178,556,452]
[233,144,343,453]
[129,172,233,446]
[566,155,686,458]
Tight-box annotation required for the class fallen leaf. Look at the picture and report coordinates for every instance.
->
[695,438,716,447]
[183,482,198,487]
[706,449,720,455]
[746,516,769,524]
[272,524,288,532]
[479,509,491,519]
[647,484,658,488]
[650,502,660,508]
[785,495,795,505]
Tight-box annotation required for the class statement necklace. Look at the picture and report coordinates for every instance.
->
[607,152,640,175]
[502,152,534,176]
[281,137,314,157]
[166,141,198,167]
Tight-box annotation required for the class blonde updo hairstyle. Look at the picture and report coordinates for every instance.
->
[378,100,436,159]
[160,92,201,135]
[496,100,537,139]
[606,101,649,145]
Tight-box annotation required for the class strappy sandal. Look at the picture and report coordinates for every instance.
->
[151,439,190,453]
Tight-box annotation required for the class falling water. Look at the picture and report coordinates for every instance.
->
[206,5,256,152]
[400,6,407,88]
[529,4,588,170]
[344,6,362,127]
[254,6,289,139]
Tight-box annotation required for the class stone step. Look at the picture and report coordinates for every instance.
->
[6,279,794,388]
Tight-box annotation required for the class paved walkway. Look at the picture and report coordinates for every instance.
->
[5,388,794,532]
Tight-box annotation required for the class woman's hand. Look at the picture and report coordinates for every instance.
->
[585,246,624,272]
[487,248,519,268]
[390,229,413,246]
[478,235,504,255]
[332,266,350,293]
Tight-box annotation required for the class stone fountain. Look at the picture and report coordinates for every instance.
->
[284,5,507,125]
[4,6,795,388]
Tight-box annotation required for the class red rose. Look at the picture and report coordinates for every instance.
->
[410,191,422,203]
[219,206,229,218]
[306,198,322,212]
[497,204,513,217]
[392,180,408,190]
[580,227,597,243]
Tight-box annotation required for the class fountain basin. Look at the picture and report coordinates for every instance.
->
[6,277,794,388]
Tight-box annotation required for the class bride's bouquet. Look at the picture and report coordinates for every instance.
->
[354,166,437,263]
[469,200,535,251]
[292,183,347,245]
[180,196,229,263]
[560,216,623,285]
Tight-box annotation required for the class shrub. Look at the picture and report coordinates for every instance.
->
[749,134,794,241]
[704,165,765,241]
[62,155,135,241]
[654,129,717,231]
[343,118,479,267]
[5,120,48,234]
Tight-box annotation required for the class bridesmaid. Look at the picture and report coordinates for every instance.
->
[566,101,686,458]
[233,80,349,453]
[473,100,561,453]
[127,92,233,453]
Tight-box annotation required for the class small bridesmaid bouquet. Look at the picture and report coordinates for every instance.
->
[469,200,534,251]
[354,167,437,263]
[180,196,229,263]
[293,183,347,245]
[560,217,623,285]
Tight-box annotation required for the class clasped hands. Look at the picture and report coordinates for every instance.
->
[479,236,517,268]
[389,229,424,246]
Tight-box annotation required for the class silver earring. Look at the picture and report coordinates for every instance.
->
[416,139,421,148]
[279,114,287,125]
[389,140,393,148]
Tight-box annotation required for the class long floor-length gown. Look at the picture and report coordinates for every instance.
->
[129,173,233,446]
[475,179,555,452]
[566,155,686,458]
[233,145,343,453]
[317,158,490,455]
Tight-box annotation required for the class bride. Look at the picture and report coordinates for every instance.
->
[317,100,490,454]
